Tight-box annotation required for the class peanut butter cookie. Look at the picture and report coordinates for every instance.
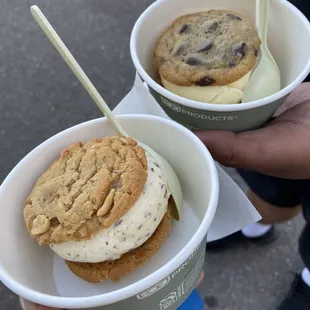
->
[23,136,147,245]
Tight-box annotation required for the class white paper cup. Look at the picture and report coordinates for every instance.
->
[130,0,310,131]
[0,115,218,309]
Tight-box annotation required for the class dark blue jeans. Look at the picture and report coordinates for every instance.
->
[238,170,310,270]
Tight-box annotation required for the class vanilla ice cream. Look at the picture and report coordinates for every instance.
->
[161,71,251,104]
[50,152,170,263]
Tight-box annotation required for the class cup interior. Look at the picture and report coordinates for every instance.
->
[131,0,310,108]
[0,115,218,307]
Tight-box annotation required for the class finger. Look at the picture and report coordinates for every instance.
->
[195,120,310,179]
[196,272,204,287]
[195,129,265,171]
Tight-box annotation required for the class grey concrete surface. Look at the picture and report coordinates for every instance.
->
[0,1,305,309]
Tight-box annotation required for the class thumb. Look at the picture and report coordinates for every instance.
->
[195,129,261,170]
[195,125,294,178]
[196,130,240,167]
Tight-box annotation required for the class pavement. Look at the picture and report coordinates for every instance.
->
[0,0,305,309]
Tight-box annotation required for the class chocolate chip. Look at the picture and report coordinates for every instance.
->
[254,49,259,57]
[113,245,117,249]
[179,24,188,33]
[196,77,215,86]
[226,13,242,21]
[155,163,159,168]
[175,44,186,56]
[164,188,168,198]
[209,22,218,31]
[138,225,142,230]
[161,184,164,189]
[154,218,157,221]
[151,167,154,172]
[198,40,213,52]
[106,241,108,245]
[186,56,203,66]
[228,62,236,68]
[232,42,247,57]
[114,219,123,227]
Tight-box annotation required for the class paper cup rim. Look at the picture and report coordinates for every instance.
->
[0,115,219,309]
[130,0,310,112]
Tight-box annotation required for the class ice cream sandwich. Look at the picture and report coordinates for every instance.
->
[154,10,261,104]
[24,136,172,282]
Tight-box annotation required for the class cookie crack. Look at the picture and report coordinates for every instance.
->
[63,148,86,210]
[66,148,98,211]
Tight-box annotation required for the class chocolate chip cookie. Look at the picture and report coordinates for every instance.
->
[23,136,147,245]
[154,10,261,86]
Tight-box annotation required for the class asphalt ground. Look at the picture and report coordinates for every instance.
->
[0,1,305,309]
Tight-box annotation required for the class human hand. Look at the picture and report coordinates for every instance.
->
[197,271,204,287]
[196,83,310,179]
